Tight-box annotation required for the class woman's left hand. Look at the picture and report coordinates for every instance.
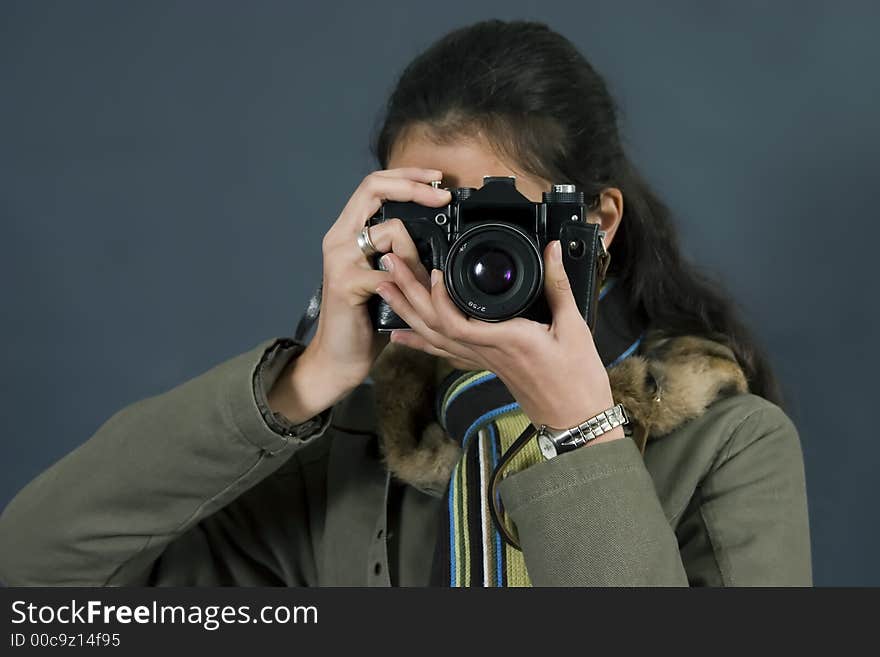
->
[374,239,625,443]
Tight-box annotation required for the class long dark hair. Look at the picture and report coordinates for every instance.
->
[372,20,783,406]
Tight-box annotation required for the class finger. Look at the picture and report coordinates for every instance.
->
[542,240,583,332]
[373,168,444,183]
[365,219,431,287]
[427,268,498,347]
[340,172,451,233]
[326,216,430,288]
[390,330,484,369]
[375,281,473,359]
[380,252,439,326]
[324,266,394,305]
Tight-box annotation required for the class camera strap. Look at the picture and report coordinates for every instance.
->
[293,281,323,343]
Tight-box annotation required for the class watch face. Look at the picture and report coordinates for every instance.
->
[538,434,557,460]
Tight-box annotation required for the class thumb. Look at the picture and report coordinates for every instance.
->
[543,240,581,328]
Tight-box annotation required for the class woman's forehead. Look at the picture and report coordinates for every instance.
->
[387,127,549,201]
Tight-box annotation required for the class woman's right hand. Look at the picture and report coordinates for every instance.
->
[267,168,452,424]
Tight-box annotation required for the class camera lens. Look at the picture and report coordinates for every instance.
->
[471,249,517,295]
[445,223,542,321]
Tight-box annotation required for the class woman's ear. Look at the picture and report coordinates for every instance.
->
[587,187,623,249]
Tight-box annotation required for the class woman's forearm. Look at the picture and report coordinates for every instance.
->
[267,342,358,426]
[498,437,689,586]
[0,339,331,586]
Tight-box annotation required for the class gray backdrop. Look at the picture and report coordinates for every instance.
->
[2,0,877,586]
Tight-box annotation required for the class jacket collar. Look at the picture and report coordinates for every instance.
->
[352,281,749,494]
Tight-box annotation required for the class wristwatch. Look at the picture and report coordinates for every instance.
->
[536,403,630,459]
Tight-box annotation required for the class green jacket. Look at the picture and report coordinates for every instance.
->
[0,337,812,586]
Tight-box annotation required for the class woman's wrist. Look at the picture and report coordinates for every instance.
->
[532,397,628,446]
[267,345,355,426]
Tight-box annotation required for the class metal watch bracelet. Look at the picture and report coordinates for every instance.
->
[536,403,630,459]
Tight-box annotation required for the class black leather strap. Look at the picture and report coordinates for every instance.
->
[488,422,539,550]
[294,281,323,343]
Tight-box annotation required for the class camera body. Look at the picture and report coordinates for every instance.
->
[367,176,608,331]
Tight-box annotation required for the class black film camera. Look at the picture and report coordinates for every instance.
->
[367,176,609,331]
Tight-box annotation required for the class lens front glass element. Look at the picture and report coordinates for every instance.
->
[470,248,517,295]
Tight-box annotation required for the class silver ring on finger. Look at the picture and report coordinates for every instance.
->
[356,224,380,259]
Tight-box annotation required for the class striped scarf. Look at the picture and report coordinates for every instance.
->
[429,277,644,587]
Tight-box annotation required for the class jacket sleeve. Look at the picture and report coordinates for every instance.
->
[673,403,812,586]
[0,338,333,586]
[497,402,812,586]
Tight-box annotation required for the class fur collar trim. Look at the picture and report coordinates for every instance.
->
[368,331,748,495]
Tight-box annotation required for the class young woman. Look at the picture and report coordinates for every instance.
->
[0,20,811,587]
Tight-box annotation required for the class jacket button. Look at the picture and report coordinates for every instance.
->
[376,529,384,540]
[373,562,382,575]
